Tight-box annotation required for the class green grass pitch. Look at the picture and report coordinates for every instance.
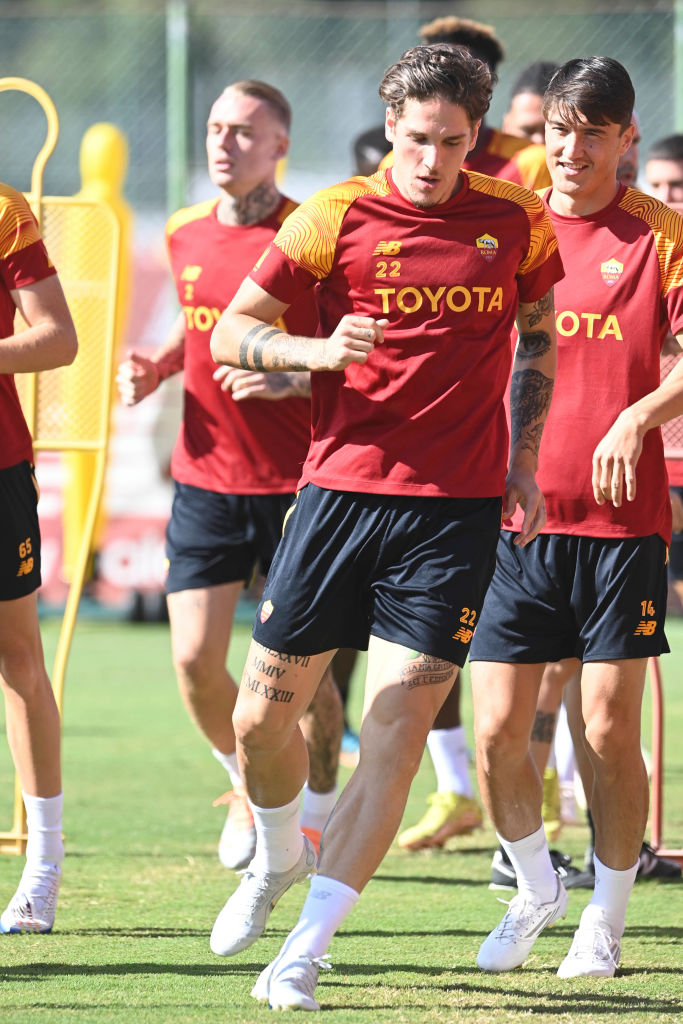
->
[0,614,680,1022]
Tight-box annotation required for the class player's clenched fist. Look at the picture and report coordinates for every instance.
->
[116,351,160,405]
[316,315,389,371]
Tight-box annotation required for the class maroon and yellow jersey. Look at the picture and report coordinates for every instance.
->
[466,127,551,191]
[506,185,683,543]
[377,128,551,191]
[250,167,563,498]
[0,183,57,470]
[166,196,316,494]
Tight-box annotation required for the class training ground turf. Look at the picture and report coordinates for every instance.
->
[0,614,680,1022]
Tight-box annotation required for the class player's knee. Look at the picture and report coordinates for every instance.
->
[0,643,49,702]
[232,700,295,756]
[475,708,530,768]
[584,713,638,768]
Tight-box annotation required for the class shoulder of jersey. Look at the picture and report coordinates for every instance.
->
[466,169,546,210]
[0,182,41,256]
[166,198,219,239]
[618,186,683,240]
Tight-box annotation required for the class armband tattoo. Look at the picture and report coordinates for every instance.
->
[238,324,282,371]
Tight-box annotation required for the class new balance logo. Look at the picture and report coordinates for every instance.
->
[452,626,474,643]
[634,620,657,636]
[16,557,34,577]
[372,241,401,256]
[180,265,202,282]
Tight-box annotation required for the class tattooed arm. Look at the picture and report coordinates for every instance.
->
[505,287,557,547]
[210,277,388,373]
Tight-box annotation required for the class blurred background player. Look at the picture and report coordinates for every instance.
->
[0,182,78,933]
[397,19,552,853]
[116,81,344,870]
[502,60,560,144]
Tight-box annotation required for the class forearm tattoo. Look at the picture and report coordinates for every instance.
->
[516,330,552,360]
[400,653,455,691]
[530,710,556,744]
[510,368,554,457]
[526,290,554,328]
[238,325,313,373]
[238,325,282,371]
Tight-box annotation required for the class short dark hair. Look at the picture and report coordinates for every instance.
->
[352,125,392,176]
[379,44,494,125]
[223,80,291,131]
[647,134,683,163]
[419,16,504,72]
[542,57,634,133]
[510,61,560,100]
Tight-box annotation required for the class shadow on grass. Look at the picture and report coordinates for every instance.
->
[323,969,682,1014]
[0,961,267,978]
[373,873,485,887]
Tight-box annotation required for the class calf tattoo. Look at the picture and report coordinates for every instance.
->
[531,710,556,744]
[400,653,454,690]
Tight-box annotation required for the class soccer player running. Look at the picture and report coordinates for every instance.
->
[0,183,78,932]
[116,81,343,871]
[209,43,562,1011]
[471,57,683,979]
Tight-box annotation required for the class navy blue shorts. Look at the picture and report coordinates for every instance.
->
[0,461,42,601]
[469,530,669,664]
[165,482,294,594]
[252,484,502,666]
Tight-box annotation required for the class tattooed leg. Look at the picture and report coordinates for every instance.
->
[318,637,458,893]
[233,641,335,808]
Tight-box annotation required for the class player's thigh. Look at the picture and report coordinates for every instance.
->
[234,639,335,740]
[0,591,46,692]
[361,636,459,757]
[167,581,243,669]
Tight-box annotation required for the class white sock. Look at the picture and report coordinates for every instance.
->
[426,726,473,797]
[498,823,557,902]
[589,853,638,938]
[23,792,64,871]
[553,705,575,785]
[301,784,337,834]
[212,748,241,788]
[250,794,303,873]
[280,874,359,959]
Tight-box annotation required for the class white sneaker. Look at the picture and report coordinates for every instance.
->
[0,865,61,934]
[210,835,317,957]
[557,905,621,978]
[252,950,332,1011]
[477,877,568,972]
[213,788,256,871]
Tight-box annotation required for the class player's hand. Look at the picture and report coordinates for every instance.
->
[213,366,298,401]
[592,409,643,507]
[503,461,546,547]
[315,315,389,371]
[116,350,160,405]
